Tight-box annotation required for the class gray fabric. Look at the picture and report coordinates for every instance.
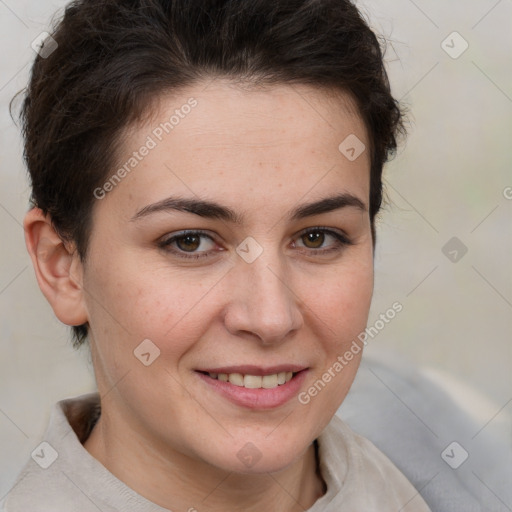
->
[3,389,431,511]
[339,357,512,512]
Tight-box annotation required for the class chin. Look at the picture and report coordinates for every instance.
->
[199,433,314,475]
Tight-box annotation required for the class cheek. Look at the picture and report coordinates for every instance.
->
[85,255,224,360]
[299,255,373,341]
[297,260,373,409]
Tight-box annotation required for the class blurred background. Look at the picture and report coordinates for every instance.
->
[1,0,511,498]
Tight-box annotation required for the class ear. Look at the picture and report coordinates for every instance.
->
[23,207,88,327]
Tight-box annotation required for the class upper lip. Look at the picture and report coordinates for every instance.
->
[196,365,308,376]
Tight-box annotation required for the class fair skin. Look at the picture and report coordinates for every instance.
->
[24,81,373,511]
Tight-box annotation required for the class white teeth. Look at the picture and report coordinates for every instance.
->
[228,373,244,386]
[244,375,262,388]
[262,374,278,388]
[208,371,296,389]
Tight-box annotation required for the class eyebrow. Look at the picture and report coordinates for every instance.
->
[130,193,366,224]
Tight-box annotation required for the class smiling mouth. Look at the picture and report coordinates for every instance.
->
[198,371,298,389]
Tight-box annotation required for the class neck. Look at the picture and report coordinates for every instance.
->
[83,403,326,512]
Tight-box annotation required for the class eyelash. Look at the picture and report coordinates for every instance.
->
[158,227,353,260]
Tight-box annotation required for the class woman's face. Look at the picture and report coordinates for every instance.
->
[81,80,373,473]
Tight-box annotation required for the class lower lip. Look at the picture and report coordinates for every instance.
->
[196,370,308,409]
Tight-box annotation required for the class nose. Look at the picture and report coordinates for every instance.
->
[223,253,304,345]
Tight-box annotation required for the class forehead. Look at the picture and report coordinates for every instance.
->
[95,81,371,223]
[161,80,368,155]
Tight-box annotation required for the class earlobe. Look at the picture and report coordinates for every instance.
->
[23,208,89,327]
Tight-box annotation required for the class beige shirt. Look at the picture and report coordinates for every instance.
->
[4,393,431,511]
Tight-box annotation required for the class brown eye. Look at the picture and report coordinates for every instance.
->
[294,227,353,255]
[176,234,201,252]
[159,230,217,259]
[301,231,325,249]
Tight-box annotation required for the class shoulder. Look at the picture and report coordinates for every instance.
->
[339,354,512,511]
[3,393,169,512]
[317,414,432,511]
[4,394,116,512]
[337,417,434,507]
[3,459,113,512]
